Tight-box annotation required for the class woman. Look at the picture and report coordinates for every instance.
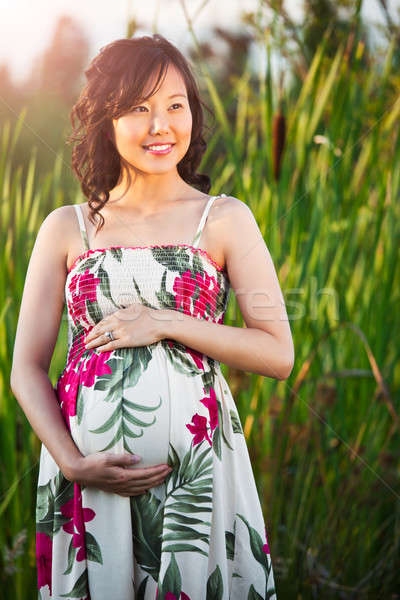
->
[11,34,293,600]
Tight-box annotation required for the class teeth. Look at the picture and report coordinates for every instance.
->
[145,144,172,151]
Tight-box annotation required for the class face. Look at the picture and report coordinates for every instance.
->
[111,64,193,175]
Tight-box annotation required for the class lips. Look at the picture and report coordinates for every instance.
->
[142,143,176,148]
[142,143,176,156]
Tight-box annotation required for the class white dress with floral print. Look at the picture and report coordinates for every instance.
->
[35,195,277,600]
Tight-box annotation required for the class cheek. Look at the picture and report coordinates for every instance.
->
[176,114,193,139]
[115,119,143,146]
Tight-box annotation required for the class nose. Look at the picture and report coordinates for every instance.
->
[149,114,170,136]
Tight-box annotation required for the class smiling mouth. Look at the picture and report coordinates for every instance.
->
[142,143,175,154]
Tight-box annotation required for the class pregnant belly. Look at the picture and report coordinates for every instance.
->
[68,347,171,469]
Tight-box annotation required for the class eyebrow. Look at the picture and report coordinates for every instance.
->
[135,93,187,105]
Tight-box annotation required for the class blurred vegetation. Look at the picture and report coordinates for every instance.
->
[1,0,400,598]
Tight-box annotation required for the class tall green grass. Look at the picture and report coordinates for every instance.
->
[1,34,399,598]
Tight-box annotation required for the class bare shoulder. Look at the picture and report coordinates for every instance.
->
[10,205,77,377]
[216,194,246,208]
[212,195,262,257]
[39,204,76,244]
[207,194,253,230]
[38,204,79,270]
[41,204,77,228]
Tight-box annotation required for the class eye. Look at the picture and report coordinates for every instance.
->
[130,103,183,113]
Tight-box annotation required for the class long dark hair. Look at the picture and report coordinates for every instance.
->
[67,34,213,232]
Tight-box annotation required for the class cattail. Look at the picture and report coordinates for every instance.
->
[272,73,286,182]
[272,101,286,182]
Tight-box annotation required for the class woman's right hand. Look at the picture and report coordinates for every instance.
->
[66,452,173,497]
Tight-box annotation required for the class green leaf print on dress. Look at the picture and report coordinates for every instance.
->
[89,394,163,452]
[162,442,213,557]
[93,346,153,395]
[236,514,276,600]
[36,471,72,538]
[157,553,225,599]
[59,569,90,598]
[128,441,213,587]
[130,492,164,580]
[207,565,224,599]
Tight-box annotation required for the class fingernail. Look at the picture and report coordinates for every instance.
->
[131,455,141,463]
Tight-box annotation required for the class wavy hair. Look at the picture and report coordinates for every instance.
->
[67,34,214,232]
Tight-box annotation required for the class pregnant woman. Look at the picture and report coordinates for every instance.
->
[11,34,294,599]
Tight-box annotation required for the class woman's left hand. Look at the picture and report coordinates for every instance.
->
[83,304,169,352]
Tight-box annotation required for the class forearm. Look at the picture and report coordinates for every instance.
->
[10,365,84,479]
[158,310,292,379]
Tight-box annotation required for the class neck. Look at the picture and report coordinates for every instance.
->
[108,168,191,215]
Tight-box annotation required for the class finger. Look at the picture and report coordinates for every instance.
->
[114,464,171,476]
[128,465,171,480]
[84,318,114,343]
[97,338,123,352]
[84,324,104,343]
[110,464,170,486]
[116,468,170,488]
[118,489,147,497]
[136,470,171,487]
[89,333,119,352]
[85,328,109,345]
[115,467,171,491]
[107,453,142,468]
[114,482,150,496]
[120,474,167,496]
[130,471,169,494]
[127,471,171,491]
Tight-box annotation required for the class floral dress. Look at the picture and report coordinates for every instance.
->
[35,194,277,600]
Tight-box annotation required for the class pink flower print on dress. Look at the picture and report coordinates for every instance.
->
[185,346,205,370]
[69,331,88,368]
[173,269,196,314]
[263,526,270,554]
[67,273,80,325]
[186,386,218,446]
[80,347,113,388]
[36,532,52,594]
[186,413,212,446]
[193,271,219,320]
[68,269,101,327]
[200,386,218,434]
[57,363,81,431]
[60,482,95,561]
[57,333,104,428]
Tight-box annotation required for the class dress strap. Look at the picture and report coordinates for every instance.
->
[74,204,90,252]
[191,194,227,248]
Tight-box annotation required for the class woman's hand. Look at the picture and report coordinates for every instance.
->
[83,304,170,352]
[67,452,173,497]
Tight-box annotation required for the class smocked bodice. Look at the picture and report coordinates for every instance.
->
[63,195,230,366]
[65,245,230,352]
